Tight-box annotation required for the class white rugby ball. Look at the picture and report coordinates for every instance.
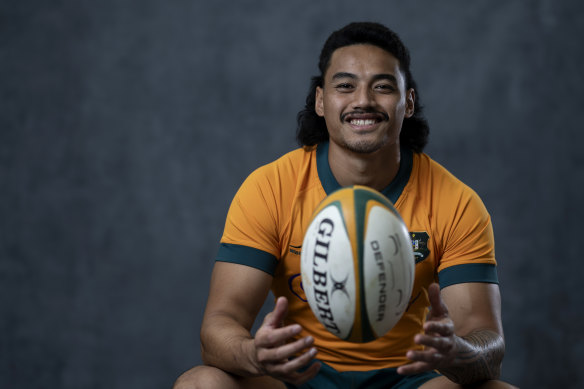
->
[300,185,415,343]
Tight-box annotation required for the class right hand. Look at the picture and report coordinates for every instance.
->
[253,296,321,385]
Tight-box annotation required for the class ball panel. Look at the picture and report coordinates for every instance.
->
[363,204,415,338]
[300,203,356,340]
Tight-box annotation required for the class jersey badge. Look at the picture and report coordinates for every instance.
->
[410,232,430,264]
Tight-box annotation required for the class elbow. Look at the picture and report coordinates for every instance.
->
[479,333,505,382]
[490,342,505,380]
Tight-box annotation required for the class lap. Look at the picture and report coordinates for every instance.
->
[173,365,518,389]
[420,375,518,389]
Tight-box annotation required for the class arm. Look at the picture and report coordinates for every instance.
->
[397,282,505,384]
[200,261,320,385]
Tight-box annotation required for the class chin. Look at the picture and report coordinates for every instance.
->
[343,137,393,154]
[345,142,383,154]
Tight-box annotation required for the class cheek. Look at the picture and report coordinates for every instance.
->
[396,96,408,112]
[324,96,348,115]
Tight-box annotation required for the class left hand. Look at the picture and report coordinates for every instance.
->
[397,283,459,375]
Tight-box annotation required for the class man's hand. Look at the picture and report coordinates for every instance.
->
[253,297,321,386]
[397,283,458,375]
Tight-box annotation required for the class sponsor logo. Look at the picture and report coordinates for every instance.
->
[309,218,341,334]
[288,273,306,302]
[330,273,349,300]
[289,244,301,256]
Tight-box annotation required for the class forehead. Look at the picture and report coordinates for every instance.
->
[325,44,403,80]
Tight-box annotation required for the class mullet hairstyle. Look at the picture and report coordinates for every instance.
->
[296,22,429,153]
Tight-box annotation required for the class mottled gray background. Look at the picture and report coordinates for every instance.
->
[1,1,583,388]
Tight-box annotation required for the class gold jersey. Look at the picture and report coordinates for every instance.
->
[216,142,497,372]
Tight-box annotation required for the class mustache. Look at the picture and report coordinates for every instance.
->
[340,109,389,122]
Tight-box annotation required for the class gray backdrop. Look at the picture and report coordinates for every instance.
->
[2,1,583,388]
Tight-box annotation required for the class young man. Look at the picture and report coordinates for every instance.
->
[175,22,514,388]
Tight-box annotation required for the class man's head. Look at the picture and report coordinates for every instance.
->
[296,22,429,153]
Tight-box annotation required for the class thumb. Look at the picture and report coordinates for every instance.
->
[263,296,289,328]
[427,283,449,318]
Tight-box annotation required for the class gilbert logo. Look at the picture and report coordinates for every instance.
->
[289,244,301,255]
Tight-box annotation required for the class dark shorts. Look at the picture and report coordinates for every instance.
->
[285,361,441,389]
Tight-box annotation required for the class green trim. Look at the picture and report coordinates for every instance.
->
[438,263,499,289]
[382,147,413,204]
[316,142,413,204]
[316,142,339,195]
[353,188,375,342]
[216,243,278,276]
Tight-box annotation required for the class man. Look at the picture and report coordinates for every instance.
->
[175,22,515,388]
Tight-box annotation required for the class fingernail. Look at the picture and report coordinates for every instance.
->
[305,336,314,345]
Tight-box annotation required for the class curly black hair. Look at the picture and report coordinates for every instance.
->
[296,22,429,153]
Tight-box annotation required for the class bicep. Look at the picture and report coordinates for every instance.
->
[441,282,503,337]
[203,261,274,331]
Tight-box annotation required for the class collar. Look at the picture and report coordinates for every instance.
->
[316,141,412,204]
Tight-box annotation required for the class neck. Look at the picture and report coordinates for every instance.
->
[328,142,401,192]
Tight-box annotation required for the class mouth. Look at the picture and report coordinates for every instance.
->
[349,118,378,126]
[341,111,389,128]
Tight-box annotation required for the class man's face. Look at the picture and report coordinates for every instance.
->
[315,44,414,154]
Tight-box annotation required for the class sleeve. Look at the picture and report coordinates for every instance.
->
[215,166,281,276]
[436,187,498,289]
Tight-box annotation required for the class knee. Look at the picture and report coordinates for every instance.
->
[474,379,519,389]
[173,366,230,389]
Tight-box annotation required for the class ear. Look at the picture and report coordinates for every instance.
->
[315,86,325,117]
[405,88,415,118]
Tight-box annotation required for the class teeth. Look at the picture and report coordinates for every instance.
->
[351,119,376,126]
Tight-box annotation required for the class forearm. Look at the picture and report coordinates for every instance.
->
[438,329,505,384]
[200,313,261,377]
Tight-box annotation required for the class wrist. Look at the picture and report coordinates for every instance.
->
[438,330,504,384]
[243,336,265,377]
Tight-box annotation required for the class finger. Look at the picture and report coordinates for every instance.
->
[288,361,321,386]
[255,324,302,348]
[405,349,443,364]
[423,320,454,337]
[263,297,289,328]
[414,334,453,353]
[427,283,448,318]
[275,346,318,374]
[397,360,432,376]
[258,336,314,363]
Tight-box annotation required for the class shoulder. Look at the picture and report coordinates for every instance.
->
[411,153,484,205]
[233,146,317,206]
[247,146,315,183]
[409,153,492,242]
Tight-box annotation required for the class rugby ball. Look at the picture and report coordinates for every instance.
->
[300,186,415,343]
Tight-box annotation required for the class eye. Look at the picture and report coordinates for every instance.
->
[375,83,396,93]
[335,83,354,92]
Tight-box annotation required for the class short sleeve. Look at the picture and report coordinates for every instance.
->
[437,188,498,288]
[215,167,281,275]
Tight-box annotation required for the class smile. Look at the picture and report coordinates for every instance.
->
[342,111,389,127]
[350,119,377,126]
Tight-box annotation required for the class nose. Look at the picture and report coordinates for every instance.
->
[352,86,375,109]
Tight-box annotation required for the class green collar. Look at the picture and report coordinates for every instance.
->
[316,141,412,204]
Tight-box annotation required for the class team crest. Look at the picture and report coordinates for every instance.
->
[410,232,430,264]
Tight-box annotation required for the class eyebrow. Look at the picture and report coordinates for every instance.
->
[331,72,398,83]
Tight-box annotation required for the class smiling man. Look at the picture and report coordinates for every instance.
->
[174,22,516,389]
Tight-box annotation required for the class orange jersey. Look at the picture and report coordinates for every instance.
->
[216,142,497,372]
